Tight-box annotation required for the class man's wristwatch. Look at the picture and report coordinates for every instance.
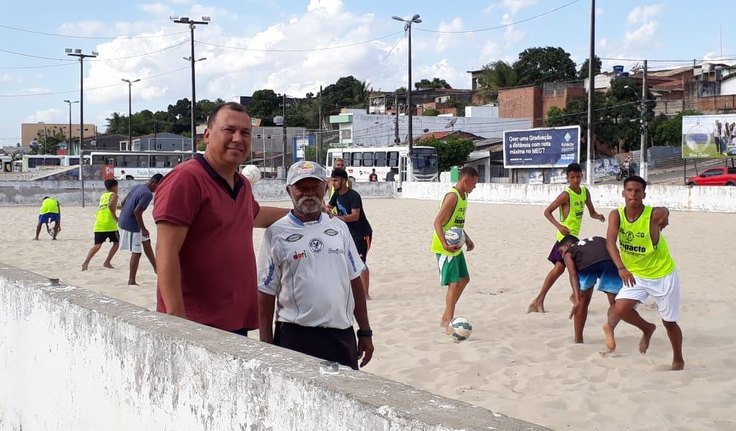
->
[357,329,373,338]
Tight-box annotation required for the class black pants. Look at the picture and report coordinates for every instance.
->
[274,322,359,370]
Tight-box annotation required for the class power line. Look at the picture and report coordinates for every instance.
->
[0,23,188,40]
[196,31,403,53]
[0,63,76,70]
[0,40,188,65]
[0,66,189,98]
[361,34,405,85]
[416,0,584,34]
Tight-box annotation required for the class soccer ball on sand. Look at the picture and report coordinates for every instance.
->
[449,317,472,342]
[241,165,262,185]
[444,227,465,247]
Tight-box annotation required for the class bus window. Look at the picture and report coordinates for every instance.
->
[350,152,362,167]
[115,155,126,167]
[326,152,334,167]
[123,155,138,167]
[92,155,106,164]
[374,152,386,167]
[388,151,399,167]
[139,155,149,168]
[362,152,374,167]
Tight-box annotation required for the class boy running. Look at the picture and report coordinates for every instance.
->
[82,179,120,271]
[528,163,605,313]
[431,166,478,329]
[603,176,684,370]
[558,235,655,345]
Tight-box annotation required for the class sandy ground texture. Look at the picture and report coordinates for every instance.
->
[1,198,735,431]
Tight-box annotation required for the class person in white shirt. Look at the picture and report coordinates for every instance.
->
[258,161,374,370]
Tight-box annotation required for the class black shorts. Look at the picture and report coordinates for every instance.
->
[352,234,372,263]
[94,231,119,244]
[274,322,358,370]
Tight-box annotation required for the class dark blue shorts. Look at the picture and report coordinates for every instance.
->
[38,213,60,224]
[578,260,622,294]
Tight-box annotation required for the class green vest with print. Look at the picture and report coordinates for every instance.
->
[617,205,675,278]
[94,192,118,232]
[556,186,587,241]
[431,188,467,257]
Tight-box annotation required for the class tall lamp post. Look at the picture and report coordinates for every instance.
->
[585,0,595,186]
[121,78,140,151]
[392,14,421,159]
[66,48,97,208]
[63,99,78,154]
[625,78,649,182]
[171,15,210,154]
[65,48,98,157]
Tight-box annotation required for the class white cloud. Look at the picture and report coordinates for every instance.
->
[623,21,658,48]
[139,3,175,17]
[596,7,604,17]
[501,13,525,44]
[599,38,608,49]
[480,40,500,62]
[502,0,537,14]
[435,17,465,53]
[417,59,466,89]
[24,108,64,123]
[484,3,498,14]
[58,20,106,36]
[627,4,664,24]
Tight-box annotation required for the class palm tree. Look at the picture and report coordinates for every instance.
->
[477,60,519,103]
[105,112,126,134]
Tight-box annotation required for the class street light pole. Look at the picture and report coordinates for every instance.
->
[640,59,648,181]
[585,0,595,186]
[392,14,422,160]
[65,49,98,157]
[63,99,78,153]
[171,15,210,154]
[121,78,140,151]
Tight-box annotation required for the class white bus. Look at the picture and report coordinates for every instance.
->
[20,155,83,172]
[88,151,200,180]
[326,146,438,182]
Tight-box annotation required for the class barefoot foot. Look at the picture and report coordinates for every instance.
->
[639,323,656,354]
[81,263,88,271]
[671,360,685,371]
[527,301,545,313]
[602,323,616,352]
[103,263,114,269]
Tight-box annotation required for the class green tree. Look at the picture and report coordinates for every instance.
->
[422,108,440,116]
[303,145,329,162]
[652,110,702,146]
[322,76,369,111]
[414,77,452,90]
[32,128,65,155]
[420,136,474,172]
[513,46,577,85]
[248,90,281,124]
[578,55,602,79]
[477,60,518,102]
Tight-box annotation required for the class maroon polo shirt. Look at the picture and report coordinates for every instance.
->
[153,155,260,331]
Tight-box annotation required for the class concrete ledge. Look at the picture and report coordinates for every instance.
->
[400,182,736,213]
[0,263,546,431]
[0,180,395,206]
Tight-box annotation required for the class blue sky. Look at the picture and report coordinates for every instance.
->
[1,0,733,146]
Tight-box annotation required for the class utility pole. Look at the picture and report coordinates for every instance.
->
[63,100,78,153]
[121,78,140,151]
[317,85,323,164]
[66,48,97,208]
[585,0,595,186]
[282,93,287,169]
[394,91,400,144]
[171,15,210,154]
[392,14,421,158]
[640,59,648,181]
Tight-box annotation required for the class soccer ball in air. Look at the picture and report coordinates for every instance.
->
[444,227,465,247]
[449,317,472,342]
[241,165,262,185]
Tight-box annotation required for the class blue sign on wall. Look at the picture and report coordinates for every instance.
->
[502,126,580,168]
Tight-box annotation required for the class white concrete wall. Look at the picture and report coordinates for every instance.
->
[400,182,736,213]
[0,264,546,431]
[0,180,395,206]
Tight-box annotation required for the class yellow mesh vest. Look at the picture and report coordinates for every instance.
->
[556,186,587,241]
[617,206,675,278]
[431,188,467,257]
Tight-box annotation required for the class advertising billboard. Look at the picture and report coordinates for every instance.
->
[503,126,580,168]
[682,114,736,159]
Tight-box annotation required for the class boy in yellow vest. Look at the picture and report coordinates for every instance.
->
[82,179,120,271]
[431,166,479,330]
[35,196,61,240]
[528,163,605,313]
[603,175,684,370]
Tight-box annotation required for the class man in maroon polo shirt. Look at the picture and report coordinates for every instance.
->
[154,102,288,335]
